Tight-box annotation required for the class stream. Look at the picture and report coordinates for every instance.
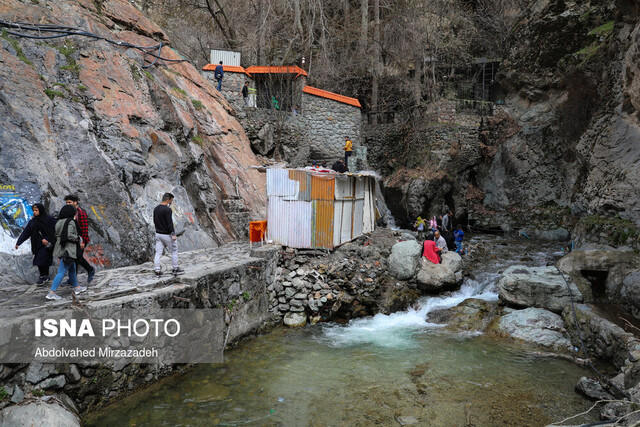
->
[85,235,599,426]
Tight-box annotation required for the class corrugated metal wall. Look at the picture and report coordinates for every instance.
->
[266,169,375,249]
[209,49,241,66]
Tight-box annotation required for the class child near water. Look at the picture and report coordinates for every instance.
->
[454,224,465,254]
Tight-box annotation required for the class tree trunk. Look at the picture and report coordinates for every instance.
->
[370,0,380,123]
[360,0,368,56]
[257,0,267,65]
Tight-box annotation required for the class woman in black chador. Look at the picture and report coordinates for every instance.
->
[14,203,57,284]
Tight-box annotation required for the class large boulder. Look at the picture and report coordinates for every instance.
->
[388,240,422,280]
[493,307,573,352]
[621,270,640,320]
[415,259,456,292]
[440,251,462,273]
[498,265,583,313]
[557,250,640,304]
[562,304,640,370]
[427,298,501,332]
[0,400,80,427]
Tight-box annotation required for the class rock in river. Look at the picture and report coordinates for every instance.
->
[498,265,582,313]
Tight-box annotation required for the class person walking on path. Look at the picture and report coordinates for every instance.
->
[241,81,250,107]
[47,205,87,300]
[343,136,353,168]
[15,203,56,284]
[64,195,96,284]
[153,193,184,276]
[215,61,224,91]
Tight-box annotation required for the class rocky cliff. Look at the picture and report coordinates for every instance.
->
[0,0,266,284]
[372,0,640,248]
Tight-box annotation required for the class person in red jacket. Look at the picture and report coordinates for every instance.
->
[64,195,96,284]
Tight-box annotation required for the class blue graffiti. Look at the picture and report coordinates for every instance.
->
[0,191,33,238]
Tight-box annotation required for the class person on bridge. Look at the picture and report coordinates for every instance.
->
[47,205,87,300]
[14,203,56,284]
[153,193,184,276]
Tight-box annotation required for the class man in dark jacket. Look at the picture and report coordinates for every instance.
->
[153,193,184,276]
[215,61,224,91]
[241,81,250,107]
[64,195,96,284]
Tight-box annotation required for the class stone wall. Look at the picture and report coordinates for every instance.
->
[203,70,363,165]
[203,70,249,110]
[298,93,362,160]
[0,243,278,415]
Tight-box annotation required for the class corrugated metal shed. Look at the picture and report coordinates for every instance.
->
[267,168,376,249]
[210,49,241,66]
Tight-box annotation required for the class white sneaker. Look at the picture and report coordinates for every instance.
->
[74,286,87,295]
[45,292,61,300]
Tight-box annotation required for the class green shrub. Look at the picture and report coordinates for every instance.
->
[191,99,204,110]
[45,89,65,100]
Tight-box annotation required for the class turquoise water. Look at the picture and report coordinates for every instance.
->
[85,237,599,426]
[85,320,597,426]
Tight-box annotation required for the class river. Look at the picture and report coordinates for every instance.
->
[85,235,599,426]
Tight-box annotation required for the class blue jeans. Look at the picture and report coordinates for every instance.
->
[51,259,78,292]
[455,241,463,254]
[216,78,222,91]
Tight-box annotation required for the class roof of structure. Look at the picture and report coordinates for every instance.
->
[303,86,362,108]
[245,66,308,77]
[201,64,251,76]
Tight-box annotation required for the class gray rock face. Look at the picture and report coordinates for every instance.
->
[521,228,570,241]
[283,312,307,327]
[0,0,267,286]
[0,400,80,427]
[557,249,640,306]
[496,307,572,352]
[388,240,422,280]
[415,259,456,292]
[562,304,640,370]
[621,270,640,320]
[26,364,59,384]
[498,265,583,313]
[575,377,613,401]
[440,252,462,274]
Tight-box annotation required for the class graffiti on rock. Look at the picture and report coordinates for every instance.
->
[0,185,33,239]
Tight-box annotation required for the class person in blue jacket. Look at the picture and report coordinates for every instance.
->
[14,203,56,284]
[454,224,465,254]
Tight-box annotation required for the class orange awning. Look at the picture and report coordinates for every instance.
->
[245,66,308,77]
[202,64,251,76]
[303,86,361,108]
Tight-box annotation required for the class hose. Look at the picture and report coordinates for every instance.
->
[0,20,186,67]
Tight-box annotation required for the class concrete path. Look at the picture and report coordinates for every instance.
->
[1,241,264,318]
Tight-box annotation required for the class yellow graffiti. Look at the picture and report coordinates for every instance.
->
[12,206,22,219]
[0,184,16,191]
[98,204,111,225]
[91,206,102,221]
